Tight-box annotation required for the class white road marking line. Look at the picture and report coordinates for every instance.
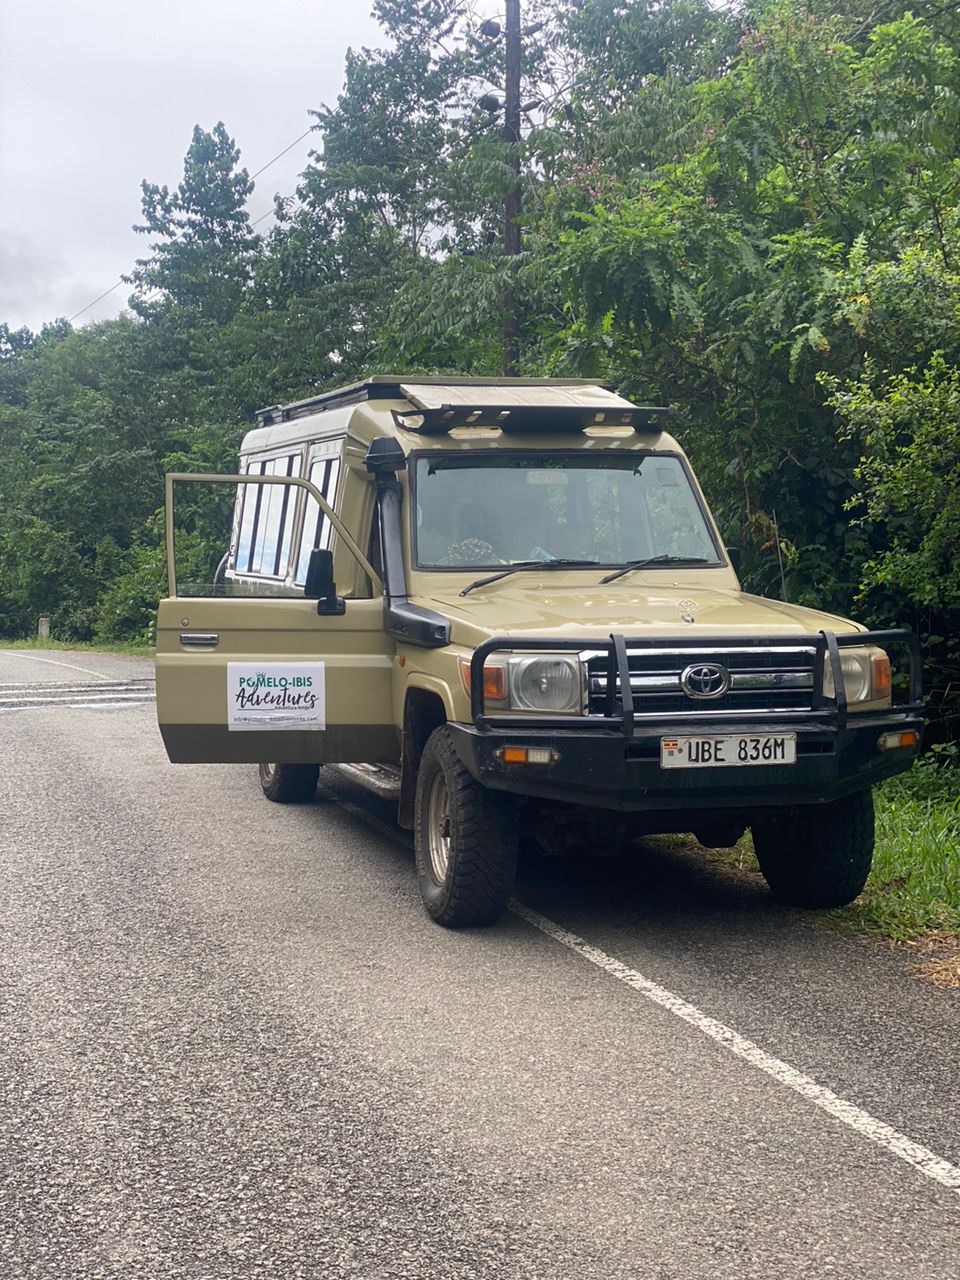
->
[0,699,154,714]
[0,690,153,703]
[0,683,154,695]
[0,682,154,692]
[0,702,153,711]
[304,782,960,1199]
[511,900,960,1198]
[0,651,115,681]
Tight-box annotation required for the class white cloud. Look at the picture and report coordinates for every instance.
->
[0,229,116,330]
[0,0,383,331]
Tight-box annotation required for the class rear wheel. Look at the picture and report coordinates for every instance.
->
[258,761,320,804]
[414,726,519,928]
[752,789,874,908]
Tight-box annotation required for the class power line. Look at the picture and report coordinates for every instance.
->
[249,127,315,181]
[66,124,317,324]
[69,280,125,323]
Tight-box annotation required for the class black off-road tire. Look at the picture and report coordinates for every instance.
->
[414,726,519,928]
[752,789,875,909]
[258,762,320,804]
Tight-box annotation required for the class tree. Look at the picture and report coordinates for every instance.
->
[537,3,960,606]
[127,122,259,326]
[825,350,960,736]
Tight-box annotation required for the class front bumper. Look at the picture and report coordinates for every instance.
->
[454,629,923,811]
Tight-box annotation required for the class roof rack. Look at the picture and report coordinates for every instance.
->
[255,376,668,429]
[393,382,669,434]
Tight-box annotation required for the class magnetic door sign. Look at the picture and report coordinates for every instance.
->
[227,663,326,731]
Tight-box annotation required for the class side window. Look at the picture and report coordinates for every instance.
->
[295,452,342,584]
[235,452,301,577]
[235,459,265,572]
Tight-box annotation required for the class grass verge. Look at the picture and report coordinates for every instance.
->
[831,761,960,942]
[0,637,154,659]
[699,759,960,947]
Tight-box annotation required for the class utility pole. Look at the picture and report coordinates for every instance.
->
[502,0,522,376]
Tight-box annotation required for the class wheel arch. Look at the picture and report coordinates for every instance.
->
[398,686,449,829]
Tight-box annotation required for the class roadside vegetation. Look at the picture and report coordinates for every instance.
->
[700,757,960,952]
[0,637,154,659]
[849,755,960,941]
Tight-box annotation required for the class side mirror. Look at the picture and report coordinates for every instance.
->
[304,548,346,616]
[726,545,742,575]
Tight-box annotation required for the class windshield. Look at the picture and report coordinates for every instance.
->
[414,452,721,569]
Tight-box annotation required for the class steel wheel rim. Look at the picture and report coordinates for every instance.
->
[261,762,277,781]
[426,769,452,883]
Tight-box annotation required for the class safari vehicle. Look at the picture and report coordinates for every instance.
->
[156,377,924,928]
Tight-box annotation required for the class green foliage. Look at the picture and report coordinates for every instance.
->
[824,352,960,733]
[831,760,960,938]
[828,354,960,614]
[127,122,259,325]
[2,637,154,657]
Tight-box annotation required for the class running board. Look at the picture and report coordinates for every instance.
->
[331,762,402,801]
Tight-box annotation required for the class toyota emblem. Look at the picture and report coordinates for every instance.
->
[681,662,730,699]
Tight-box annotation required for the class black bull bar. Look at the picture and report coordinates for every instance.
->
[469,629,923,734]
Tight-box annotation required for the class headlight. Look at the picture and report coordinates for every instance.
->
[459,654,585,714]
[509,656,583,713]
[822,646,891,707]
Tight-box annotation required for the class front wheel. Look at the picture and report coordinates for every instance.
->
[258,762,320,804]
[414,726,519,928]
[751,789,874,908]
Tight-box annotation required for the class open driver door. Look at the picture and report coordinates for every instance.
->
[156,472,397,765]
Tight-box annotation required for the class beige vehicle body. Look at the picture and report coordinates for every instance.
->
[156,378,923,927]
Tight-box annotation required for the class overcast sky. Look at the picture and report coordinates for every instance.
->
[0,0,384,332]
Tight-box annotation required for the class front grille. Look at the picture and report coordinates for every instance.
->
[585,646,817,718]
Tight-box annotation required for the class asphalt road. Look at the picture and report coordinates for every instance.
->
[1,649,958,1279]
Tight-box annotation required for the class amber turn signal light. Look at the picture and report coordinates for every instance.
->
[878,730,919,751]
[494,746,559,765]
[872,654,892,696]
[459,658,508,701]
[483,665,508,701]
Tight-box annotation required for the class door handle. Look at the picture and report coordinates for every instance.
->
[180,633,220,647]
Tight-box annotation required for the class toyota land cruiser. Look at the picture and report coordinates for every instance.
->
[156,377,923,927]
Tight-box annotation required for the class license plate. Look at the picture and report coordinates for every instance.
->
[660,734,797,769]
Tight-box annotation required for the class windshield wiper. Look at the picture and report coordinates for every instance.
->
[599,555,715,585]
[460,559,600,597]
